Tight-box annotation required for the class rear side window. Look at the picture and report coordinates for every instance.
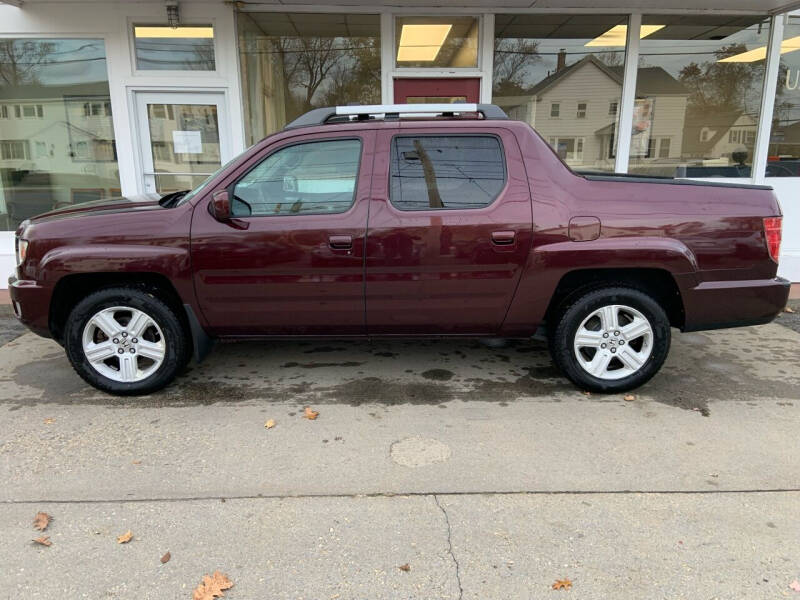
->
[389,135,506,211]
[232,138,361,216]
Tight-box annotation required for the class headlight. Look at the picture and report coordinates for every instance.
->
[15,238,28,266]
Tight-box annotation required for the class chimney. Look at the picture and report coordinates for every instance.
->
[557,49,567,72]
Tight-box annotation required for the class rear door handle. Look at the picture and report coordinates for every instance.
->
[329,235,353,250]
[491,230,516,245]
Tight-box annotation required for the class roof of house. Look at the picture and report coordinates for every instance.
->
[681,109,744,156]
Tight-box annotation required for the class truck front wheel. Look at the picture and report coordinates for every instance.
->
[64,287,189,396]
[549,286,671,393]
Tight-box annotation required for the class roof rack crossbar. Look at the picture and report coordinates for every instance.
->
[284,103,508,129]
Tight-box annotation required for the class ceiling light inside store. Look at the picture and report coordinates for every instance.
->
[585,24,665,47]
[134,26,214,38]
[397,24,453,62]
[718,35,800,62]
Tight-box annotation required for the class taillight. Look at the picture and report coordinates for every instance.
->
[763,217,782,263]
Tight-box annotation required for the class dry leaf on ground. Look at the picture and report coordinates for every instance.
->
[33,512,51,531]
[789,580,800,592]
[161,551,171,564]
[192,571,234,600]
[552,578,572,590]
[303,407,319,420]
[623,394,635,402]
[43,418,55,424]
[785,306,796,313]
[32,536,52,547]
[264,419,276,429]
[398,563,411,572]
[117,530,133,544]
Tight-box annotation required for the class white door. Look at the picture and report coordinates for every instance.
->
[134,92,232,195]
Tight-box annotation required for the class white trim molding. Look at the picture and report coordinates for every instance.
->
[752,14,785,185]
[614,13,641,174]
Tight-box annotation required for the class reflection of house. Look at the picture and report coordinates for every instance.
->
[494,54,688,170]
[0,81,120,225]
[682,110,758,166]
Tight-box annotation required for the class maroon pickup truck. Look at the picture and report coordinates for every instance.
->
[9,104,789,396]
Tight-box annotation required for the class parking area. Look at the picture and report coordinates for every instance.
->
[1,304,799,598]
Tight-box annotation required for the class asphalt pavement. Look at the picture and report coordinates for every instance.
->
[1,304,799,599]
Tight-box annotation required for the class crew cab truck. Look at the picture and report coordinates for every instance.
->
[9,104,790,396]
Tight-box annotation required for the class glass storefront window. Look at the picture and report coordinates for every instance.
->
[492,14,629,172]
[237,13,381,146]
[133,26,216,71]
[395,16,478,69]
[766,16,800,177]
[629,16,769,177]
[0,38,120,230]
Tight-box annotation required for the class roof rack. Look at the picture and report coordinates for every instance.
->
[284,103,508,129]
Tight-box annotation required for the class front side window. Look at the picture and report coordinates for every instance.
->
[389,135,506,211]
[232,139,362,217]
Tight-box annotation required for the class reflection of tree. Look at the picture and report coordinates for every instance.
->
[322,38,381,106]
[184,42,216,71]
[492,38,540,95]
[678,44,761,111]
[0,39,55,85]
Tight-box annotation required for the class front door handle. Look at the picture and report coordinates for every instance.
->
[329,235,353,250]
[491,230,516,245]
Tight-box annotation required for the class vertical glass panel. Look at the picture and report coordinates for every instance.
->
[493,14,628,172]
[237,13,381,145]
[133,26,216,71]
[766,16,800,177]
[395,16,478,69]
[146,103,221,194]
[630,16,769,177]
[0,39,120,230]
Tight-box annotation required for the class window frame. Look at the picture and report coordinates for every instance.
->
[130,22,219,74]
[576,102,587,119]
[387,132,508,213]
[228,136,365,219]
[550,103,560,118]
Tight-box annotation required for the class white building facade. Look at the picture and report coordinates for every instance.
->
[1,0,799,284]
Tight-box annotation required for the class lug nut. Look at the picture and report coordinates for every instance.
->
[603,333,609,338]
[614,330,620,336]
[121,332,128,338]
[130,348,136,354]
[610,348,617,353]
[117,348,124,354]
[601,343,607,349]
[619,340,625,345]
[113,338,119,344]
[132,338,138,344]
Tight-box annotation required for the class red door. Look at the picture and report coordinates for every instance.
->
[191,130,375,336]
[394,78,481,104]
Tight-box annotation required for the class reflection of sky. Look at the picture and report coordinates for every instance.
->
[2,39,110,86]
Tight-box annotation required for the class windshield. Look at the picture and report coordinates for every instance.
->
[174,151,246,206]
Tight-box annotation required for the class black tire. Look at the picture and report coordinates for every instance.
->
[64,287,189,396]
[548,286,671,393]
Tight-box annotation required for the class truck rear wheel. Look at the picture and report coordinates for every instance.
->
[64,287,189,396]
[549,286,671,393]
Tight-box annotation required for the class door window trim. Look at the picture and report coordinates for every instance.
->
[387,132,508,212]
[228,136,365,218]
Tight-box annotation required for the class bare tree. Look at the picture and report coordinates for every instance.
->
[0,39,55,86]
[492,38,540,95]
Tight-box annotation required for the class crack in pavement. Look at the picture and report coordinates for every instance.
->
[434,494,464,600]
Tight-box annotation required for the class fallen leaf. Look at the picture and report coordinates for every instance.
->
[303,407,319,420]
[785,306,796,313]
[264,419,276,429]
[623,394,635,402]
[32,536,52,547]
[33,512,51,531]
[161,551,171,564]
[552,578,572,590]
[117,530,133,544]
[43,418,55,424]
[192,571,234,600]
[790,580,800,592]
[132,460,142,465]
[398,563,411,572]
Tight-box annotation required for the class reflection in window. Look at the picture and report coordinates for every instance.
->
[390,136,505,211]
[395,16,478,69]
[629,16,769,177]
[233,139,361,217]
[766,16,800,177]
[238,13,381,145]
[0,38,120,230]
[133,26,216,71]
[493,14,628,172]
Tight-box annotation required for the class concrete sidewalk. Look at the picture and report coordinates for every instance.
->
[1,316,799,598]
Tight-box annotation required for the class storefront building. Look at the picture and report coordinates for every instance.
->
[1,0,799,285]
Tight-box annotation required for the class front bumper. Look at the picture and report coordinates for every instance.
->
[682,276,791,332]
[7,275,52,338]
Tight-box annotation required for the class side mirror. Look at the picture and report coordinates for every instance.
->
[210,190,231,222]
